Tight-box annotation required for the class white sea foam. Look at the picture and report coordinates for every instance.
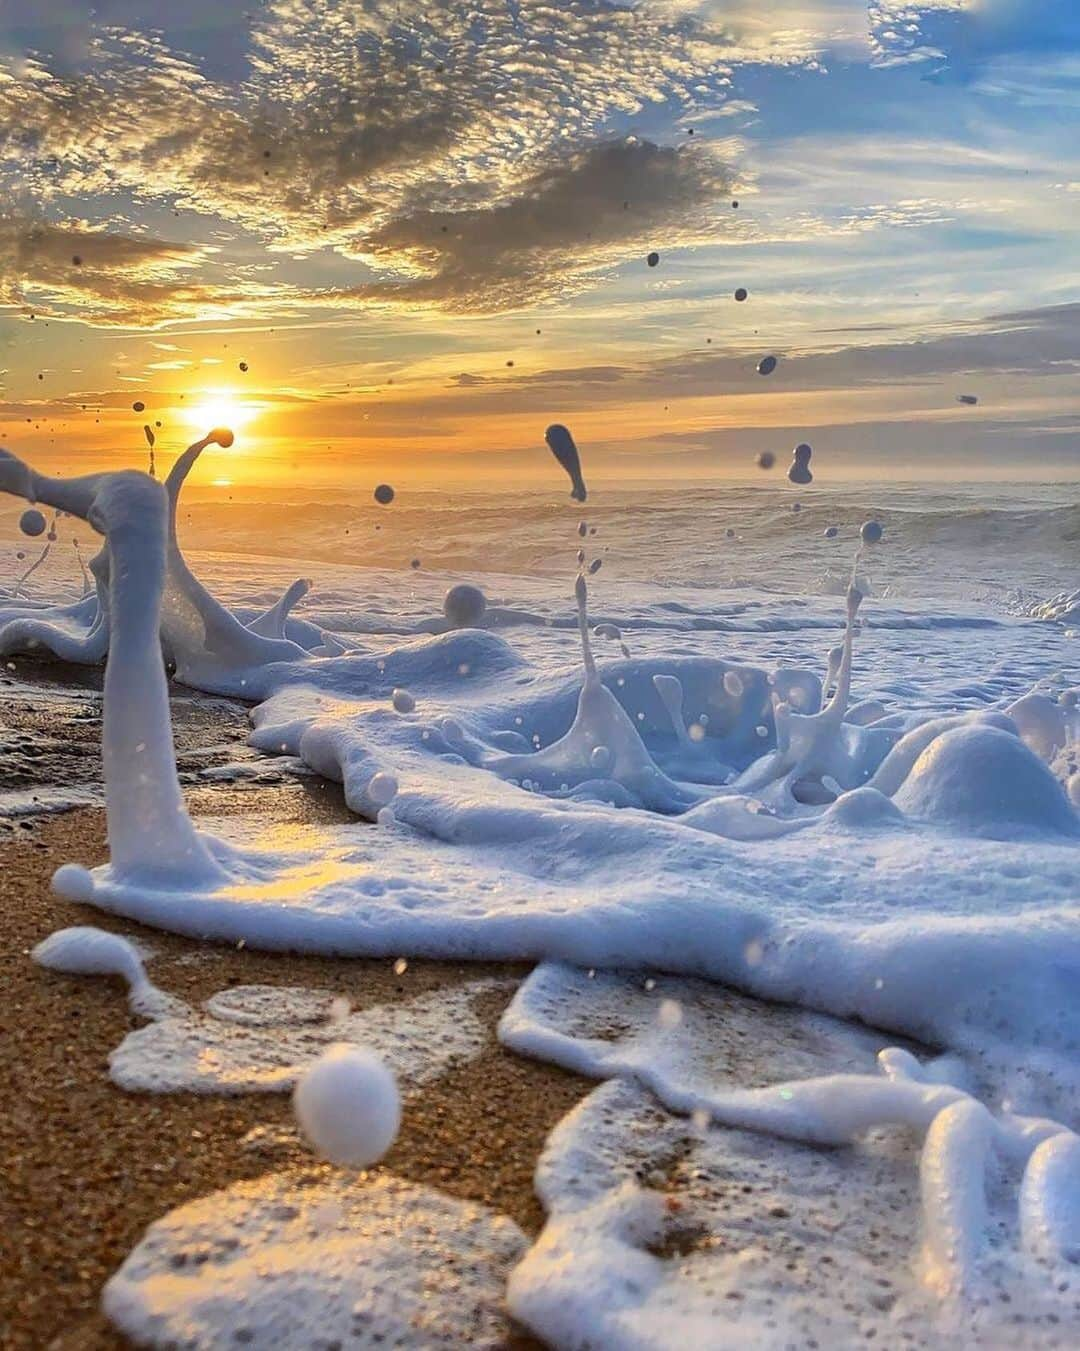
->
[109,976,505,1094]
[103,1172,526,1350]
[293,1043,400,1167]
[5,435,1078,1348]
[2,440,1076,1089]
[508,1071,1080,1350]
[34,925,507,1093]
[501,964,1080,1346]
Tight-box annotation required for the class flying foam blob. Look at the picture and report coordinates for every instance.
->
[374,484,395,505]
[824,525,839,538]
[443,583,487,629]
[757,355,778,376]
[756,451,775,470]
[860,519,884,545]
[19,508,46,537]
[293,1043,401,1168]
[957,393,978,406]
[734,287,748,302]
[545,424,587,502]
[647,251,660,267]
[788,443,813,485]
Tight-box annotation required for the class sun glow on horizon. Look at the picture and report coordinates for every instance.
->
[185,391,256,441]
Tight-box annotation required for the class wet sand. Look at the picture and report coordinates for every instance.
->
[0,665,589,1350]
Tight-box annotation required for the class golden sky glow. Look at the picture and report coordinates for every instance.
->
[1,1,1078,484]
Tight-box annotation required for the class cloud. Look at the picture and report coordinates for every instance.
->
[0,213,344,326]
[348,137,732,310]
[871,1,1080,102]
[0,1,795,323]
[396,300,1080,416]
[0,215,229,324]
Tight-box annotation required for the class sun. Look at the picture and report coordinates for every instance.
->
[184,390,255,440]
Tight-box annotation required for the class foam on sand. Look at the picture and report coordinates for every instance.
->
[503,971,1080,1348]
[33,924,506,1094]
[103,1172,526,1350]
[508,1071,1080,1350]
[109,975,505,1094]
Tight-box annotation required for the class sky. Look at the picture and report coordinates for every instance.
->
[0,0,1078,487]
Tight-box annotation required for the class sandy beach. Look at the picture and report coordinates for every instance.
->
[0,665,587,1349]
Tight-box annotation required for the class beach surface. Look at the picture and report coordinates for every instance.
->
[0,666,585,1349]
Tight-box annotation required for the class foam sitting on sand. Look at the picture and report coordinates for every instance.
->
[32,926,186,1020]
[103,1172,526,1351]
[507,1070,1080,1350]
[501,966,1080,1346]
[32,923,507,1094]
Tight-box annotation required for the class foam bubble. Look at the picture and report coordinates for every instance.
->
[293,1043,400,1167]
[52,862,95,902]
[365,771,398,808]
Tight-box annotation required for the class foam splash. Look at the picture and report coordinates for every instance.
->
[545,423,587,502]
[2,442,1077,1089]
[485,571,699,810]
[0,454,225,886]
